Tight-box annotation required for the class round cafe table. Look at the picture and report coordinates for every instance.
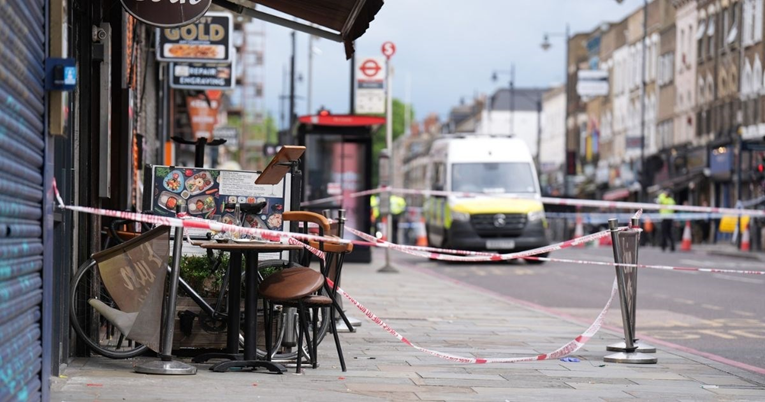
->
[194,241,303,374]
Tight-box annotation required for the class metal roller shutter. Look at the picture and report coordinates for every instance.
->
[0,0,46,400]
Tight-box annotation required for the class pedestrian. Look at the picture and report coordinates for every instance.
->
[657,190,676,252]
[390,195,407,244]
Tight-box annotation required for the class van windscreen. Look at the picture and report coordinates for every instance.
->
[452,163,536,194]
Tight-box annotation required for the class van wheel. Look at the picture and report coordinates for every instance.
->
[525,253,548,264]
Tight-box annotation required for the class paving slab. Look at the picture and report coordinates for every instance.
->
[52,252,765,401]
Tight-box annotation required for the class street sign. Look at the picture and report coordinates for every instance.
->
[381,41,396,59]
[156,13,233,63]
[186,93,220,140]
[170,63,234,90]
[355,57,386,114]
[576,70,609,97]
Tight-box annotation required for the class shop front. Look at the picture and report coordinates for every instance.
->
[4,0,385,399]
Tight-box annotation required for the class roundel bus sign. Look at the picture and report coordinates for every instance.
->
[381,41,396,59]
[120,0,212,28]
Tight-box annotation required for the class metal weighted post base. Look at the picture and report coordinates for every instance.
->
[136,204,197,375]
[607,340,656,353]
[135,360,197,375]
[604,351,658,364]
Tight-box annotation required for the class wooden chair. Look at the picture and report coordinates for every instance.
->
[258,211,353,373]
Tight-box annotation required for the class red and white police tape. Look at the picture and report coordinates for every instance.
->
[52,179,349,246]
[328,275,617,364]
[346,226,618,263]
[303,186,765,217]
[277,236,618,364]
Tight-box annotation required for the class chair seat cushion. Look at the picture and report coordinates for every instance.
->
[302,295,333,305]
[259,267,324,302]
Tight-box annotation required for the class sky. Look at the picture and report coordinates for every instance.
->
[258,0,647,128]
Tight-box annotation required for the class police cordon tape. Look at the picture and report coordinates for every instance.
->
[54,180,621,365]
[331,276,618,364]
[286,235,619,364]
[52,180,350,247]
[347,226,618,263]
[343,225,763,276]
[301,186,765,217]
[545,212,730,222]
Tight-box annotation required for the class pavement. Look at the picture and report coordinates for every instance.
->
[52,250,765,401]
[689,243,763,261]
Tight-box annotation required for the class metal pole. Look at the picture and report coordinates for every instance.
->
[536,99,542,171]
[350,45,356,114]
[510,64,515,136]
[379,58,398,273]
[563,24,570,198]
[289,31,296,129]
[604,218,657,363]
[639,0,647,203]
[737,137,743,247]
[135,204,196,375]
[307,34,313,115]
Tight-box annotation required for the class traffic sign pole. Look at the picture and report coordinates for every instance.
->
[379,43,398,273]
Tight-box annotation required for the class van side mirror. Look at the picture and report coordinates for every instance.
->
[434,184,444,192]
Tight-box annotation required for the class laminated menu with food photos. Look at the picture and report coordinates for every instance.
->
[143,165,292,257]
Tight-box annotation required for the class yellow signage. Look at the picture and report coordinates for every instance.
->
[718,216,750,233]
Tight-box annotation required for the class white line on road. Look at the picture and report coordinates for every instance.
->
[711,274,765,285]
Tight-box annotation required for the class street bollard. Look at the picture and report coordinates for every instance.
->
[135,204,197,375]
[603,217,657,364]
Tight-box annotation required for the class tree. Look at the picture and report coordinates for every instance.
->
[371,98,414,188]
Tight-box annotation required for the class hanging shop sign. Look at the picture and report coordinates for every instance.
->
[186,93,220,140]
[170,62,234,89]
[156,12,233,63]
[121,0,212,28]
[213,126,240,149]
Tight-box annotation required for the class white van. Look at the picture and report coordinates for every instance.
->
[423,136,548,260]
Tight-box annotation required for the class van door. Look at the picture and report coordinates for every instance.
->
[425,162,447,246]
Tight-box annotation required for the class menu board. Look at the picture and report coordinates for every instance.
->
[143,165,291,237]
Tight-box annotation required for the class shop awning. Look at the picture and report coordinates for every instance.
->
[214,0,384,59]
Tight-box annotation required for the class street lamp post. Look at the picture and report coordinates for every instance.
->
[492,65,515,136]
[541,24,570,196]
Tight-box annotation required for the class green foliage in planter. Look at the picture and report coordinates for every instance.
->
[178,253,285,298]
[178,254,228,298]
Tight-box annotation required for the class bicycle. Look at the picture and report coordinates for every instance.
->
[69,216,333,361]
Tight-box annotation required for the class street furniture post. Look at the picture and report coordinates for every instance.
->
[378,149,398,273]
[604,218,657,364]
[135,204,197,375]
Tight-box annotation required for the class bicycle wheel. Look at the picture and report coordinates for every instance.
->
[70,259,149,359]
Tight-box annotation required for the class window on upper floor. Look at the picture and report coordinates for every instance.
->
[698,76,705,103]
[708,15,716,58]
[755,0,764,43]
[754,57,763,94]
[698,18,706,61]
[728,4,739,46]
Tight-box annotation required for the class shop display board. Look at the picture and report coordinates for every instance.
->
[143,165,292,258]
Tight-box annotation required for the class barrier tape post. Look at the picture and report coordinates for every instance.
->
[604,217,657,363]
[135,204,197,375]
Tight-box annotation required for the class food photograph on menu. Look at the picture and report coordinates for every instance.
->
[145,166,290,234]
